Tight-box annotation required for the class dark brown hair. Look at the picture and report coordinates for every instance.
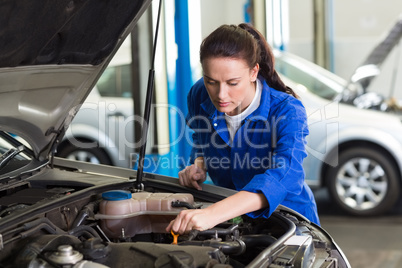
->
[200,23,297,98]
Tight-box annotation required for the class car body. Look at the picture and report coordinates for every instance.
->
[275,32,402,217]
[57,85,135,168]
[55,41,137,168]
[0,1,350,267]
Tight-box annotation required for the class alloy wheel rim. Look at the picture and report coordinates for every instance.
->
[66,151,101,164]
[335,157,387,211]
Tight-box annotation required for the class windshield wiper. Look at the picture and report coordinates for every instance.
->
[0,145,25,170]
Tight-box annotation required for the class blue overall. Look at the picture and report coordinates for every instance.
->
[186,78,320,225]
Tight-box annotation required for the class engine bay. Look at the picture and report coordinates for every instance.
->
[0,188,279,267]
[0,167,344,268]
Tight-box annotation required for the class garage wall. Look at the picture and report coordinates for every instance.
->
[332,0,402,99]
[287,0,402,99]
[199,0,248,39]
[287,0,315,62]
[196,0,402,99]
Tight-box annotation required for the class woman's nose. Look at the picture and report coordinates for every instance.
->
[218,85,228,99]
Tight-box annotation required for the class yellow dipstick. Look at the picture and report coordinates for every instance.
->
[171,230,179,245]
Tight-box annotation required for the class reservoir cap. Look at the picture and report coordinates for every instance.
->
[102,190,132,201]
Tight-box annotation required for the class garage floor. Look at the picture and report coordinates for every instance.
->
[315,189,402,268]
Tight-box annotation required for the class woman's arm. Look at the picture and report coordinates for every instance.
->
[241,97,309,219]
[166,191,268,234]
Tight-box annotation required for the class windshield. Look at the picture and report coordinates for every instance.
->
[275,51,347,100]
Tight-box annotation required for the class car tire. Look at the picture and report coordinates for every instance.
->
[57,142,113,166]
[326,147,400,216]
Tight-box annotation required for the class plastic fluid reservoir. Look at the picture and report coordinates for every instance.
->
[99,190,144,239]
[132,192,194,235]
[99,191,194,238]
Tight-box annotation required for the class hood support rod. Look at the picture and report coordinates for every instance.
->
[135,0,163,190]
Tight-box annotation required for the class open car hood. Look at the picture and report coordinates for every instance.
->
[349,14,402,88]
[0,0,151,160]
[339,14,402,105]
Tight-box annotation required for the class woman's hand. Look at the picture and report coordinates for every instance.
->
[178,157,206,190]
[166,191,269,235]
[166,208,217,234]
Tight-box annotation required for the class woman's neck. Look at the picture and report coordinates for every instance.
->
[230,81,256,116]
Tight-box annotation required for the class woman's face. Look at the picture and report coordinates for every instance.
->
[202,57,259,116]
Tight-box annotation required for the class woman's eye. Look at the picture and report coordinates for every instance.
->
[206,80,216,85]
[228,82,238,86]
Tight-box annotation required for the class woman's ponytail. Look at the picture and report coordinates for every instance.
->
[238,23,298,98]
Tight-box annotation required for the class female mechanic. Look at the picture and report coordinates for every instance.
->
[167,23,320,234]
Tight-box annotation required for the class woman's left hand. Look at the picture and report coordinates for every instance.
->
[166,208,217,235]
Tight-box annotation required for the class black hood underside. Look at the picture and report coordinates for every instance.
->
[1,0,149,68]
[0,0,151,161]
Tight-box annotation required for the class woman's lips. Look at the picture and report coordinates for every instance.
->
[218,102,230,107]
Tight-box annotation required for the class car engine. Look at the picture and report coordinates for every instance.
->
[0,172,345,268]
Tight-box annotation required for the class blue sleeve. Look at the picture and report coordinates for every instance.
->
[186,79,206,164]
[241,97,309,218]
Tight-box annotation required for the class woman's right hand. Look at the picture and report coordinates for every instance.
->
[178,158,206,190]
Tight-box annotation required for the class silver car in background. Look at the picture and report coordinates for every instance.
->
[275,23,402,216]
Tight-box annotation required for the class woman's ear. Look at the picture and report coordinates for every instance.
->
[250,63,260,82]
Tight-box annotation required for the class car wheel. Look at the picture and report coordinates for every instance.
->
[327,147,400,216]
[57,143,113,165]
